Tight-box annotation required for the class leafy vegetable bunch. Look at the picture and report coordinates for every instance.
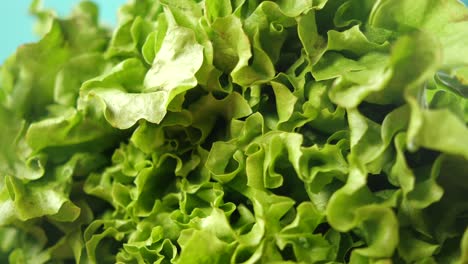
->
[1,0,468,263]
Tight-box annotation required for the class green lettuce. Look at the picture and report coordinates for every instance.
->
[1,0,467,263]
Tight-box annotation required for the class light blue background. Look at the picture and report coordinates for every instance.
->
[0,0,126,63]
[1,0,468,63]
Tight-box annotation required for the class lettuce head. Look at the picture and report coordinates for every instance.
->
[1,0,468,263]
